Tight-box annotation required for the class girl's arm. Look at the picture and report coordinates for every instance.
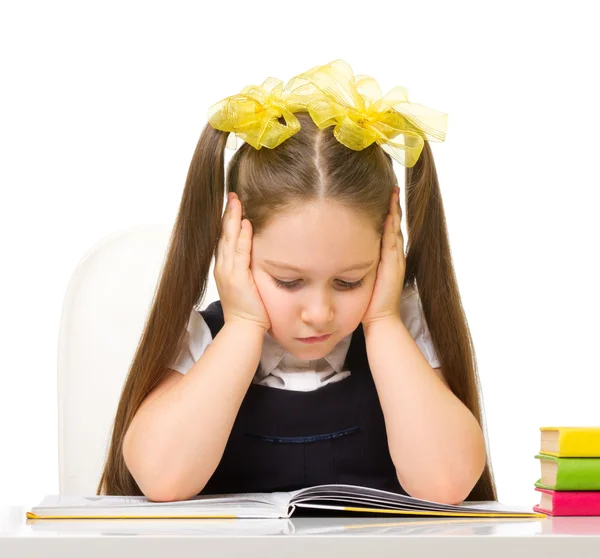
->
[123,320,265,502]
[363,317,487,505]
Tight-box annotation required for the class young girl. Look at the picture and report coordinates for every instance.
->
[97,60,497,505]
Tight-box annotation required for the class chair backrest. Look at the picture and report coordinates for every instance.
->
[57,224,219,495]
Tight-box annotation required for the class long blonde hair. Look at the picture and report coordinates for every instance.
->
[97,111,497,501]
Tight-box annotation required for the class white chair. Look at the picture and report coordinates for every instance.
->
[57,224,219,495]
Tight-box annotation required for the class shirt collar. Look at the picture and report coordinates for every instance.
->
[257,330,353,380]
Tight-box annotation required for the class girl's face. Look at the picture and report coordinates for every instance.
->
[251,199,381,360]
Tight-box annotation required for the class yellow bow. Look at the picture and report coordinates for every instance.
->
[283,59,448,167]
[207,77,301,150]
[207,60,447,167]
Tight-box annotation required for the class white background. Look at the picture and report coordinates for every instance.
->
[1,0,598,509]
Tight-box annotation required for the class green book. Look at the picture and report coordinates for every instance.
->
[535,453,600,490]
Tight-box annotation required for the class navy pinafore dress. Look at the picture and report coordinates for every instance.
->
[199,300,408,497]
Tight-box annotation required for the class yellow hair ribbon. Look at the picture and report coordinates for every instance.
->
[207,77,301,150]
[283,59,448,167]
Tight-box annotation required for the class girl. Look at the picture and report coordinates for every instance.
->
[97,60,497,505]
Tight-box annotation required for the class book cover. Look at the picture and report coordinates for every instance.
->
[533,487,600,516]
[540,427,600,457]
[534,453,600,490]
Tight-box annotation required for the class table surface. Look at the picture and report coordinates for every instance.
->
[3,504,600,557]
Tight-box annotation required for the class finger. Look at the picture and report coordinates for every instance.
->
[389,187,396,214]
[380,189,395,251]
[216,194,231,267]
[235,218,253,272]
[218,194,240,271]
[393,194,405,254]
[382,212,397,254]
[392,187,403,232]
[393,186,402,215]
[224,197,243,268]
[395,212,404,253]
[397,187,403,220]
[393,190,401,234]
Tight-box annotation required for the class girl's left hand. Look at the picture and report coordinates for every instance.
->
[361,186,406,328]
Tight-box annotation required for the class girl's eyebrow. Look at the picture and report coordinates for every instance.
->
[263,259,374,273]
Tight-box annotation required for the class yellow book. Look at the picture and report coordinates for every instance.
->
[540,427,600,457]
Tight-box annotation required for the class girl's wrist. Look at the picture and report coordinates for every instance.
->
[224,319,269,338]
[362,314,404,338]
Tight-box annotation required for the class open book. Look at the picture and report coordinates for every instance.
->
[27,484,544,519]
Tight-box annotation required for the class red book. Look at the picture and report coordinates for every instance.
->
[534,487,600,516]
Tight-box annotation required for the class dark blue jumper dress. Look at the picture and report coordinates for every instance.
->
[199,300,408,497]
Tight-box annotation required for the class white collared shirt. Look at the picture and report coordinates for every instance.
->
[169,285,441,392]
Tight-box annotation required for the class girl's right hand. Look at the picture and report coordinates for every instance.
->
[214,192,271,333]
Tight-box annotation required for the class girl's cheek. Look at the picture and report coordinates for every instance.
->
[250,268,269,292]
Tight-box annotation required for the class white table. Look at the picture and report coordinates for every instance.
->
[2,504,600,556]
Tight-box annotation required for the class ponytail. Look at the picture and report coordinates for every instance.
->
[404,141,498,501]
[97,123,229,495]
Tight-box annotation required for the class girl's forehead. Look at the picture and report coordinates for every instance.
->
[251,200,381,272]
[257,200,376,238]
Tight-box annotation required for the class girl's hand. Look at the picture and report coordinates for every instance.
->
[214,192,272,332]
[361,186,406,328]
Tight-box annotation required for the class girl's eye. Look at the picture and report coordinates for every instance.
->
[273,278,364,291]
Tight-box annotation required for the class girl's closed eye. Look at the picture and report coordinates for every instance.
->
[273,278,365,291]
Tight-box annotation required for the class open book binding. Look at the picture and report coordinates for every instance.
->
[27,484,544,519]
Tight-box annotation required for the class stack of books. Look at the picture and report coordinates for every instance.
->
[533,426,600,516]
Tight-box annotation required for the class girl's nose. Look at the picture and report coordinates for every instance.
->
[300,294,334,328]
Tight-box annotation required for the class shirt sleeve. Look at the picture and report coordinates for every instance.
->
[399,285,442,369]
[168,309,214,374]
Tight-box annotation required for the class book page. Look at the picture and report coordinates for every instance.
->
[289,485,535,515]
[289,484,442,507]
[32,491,293,518]
[37,492,288,508]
